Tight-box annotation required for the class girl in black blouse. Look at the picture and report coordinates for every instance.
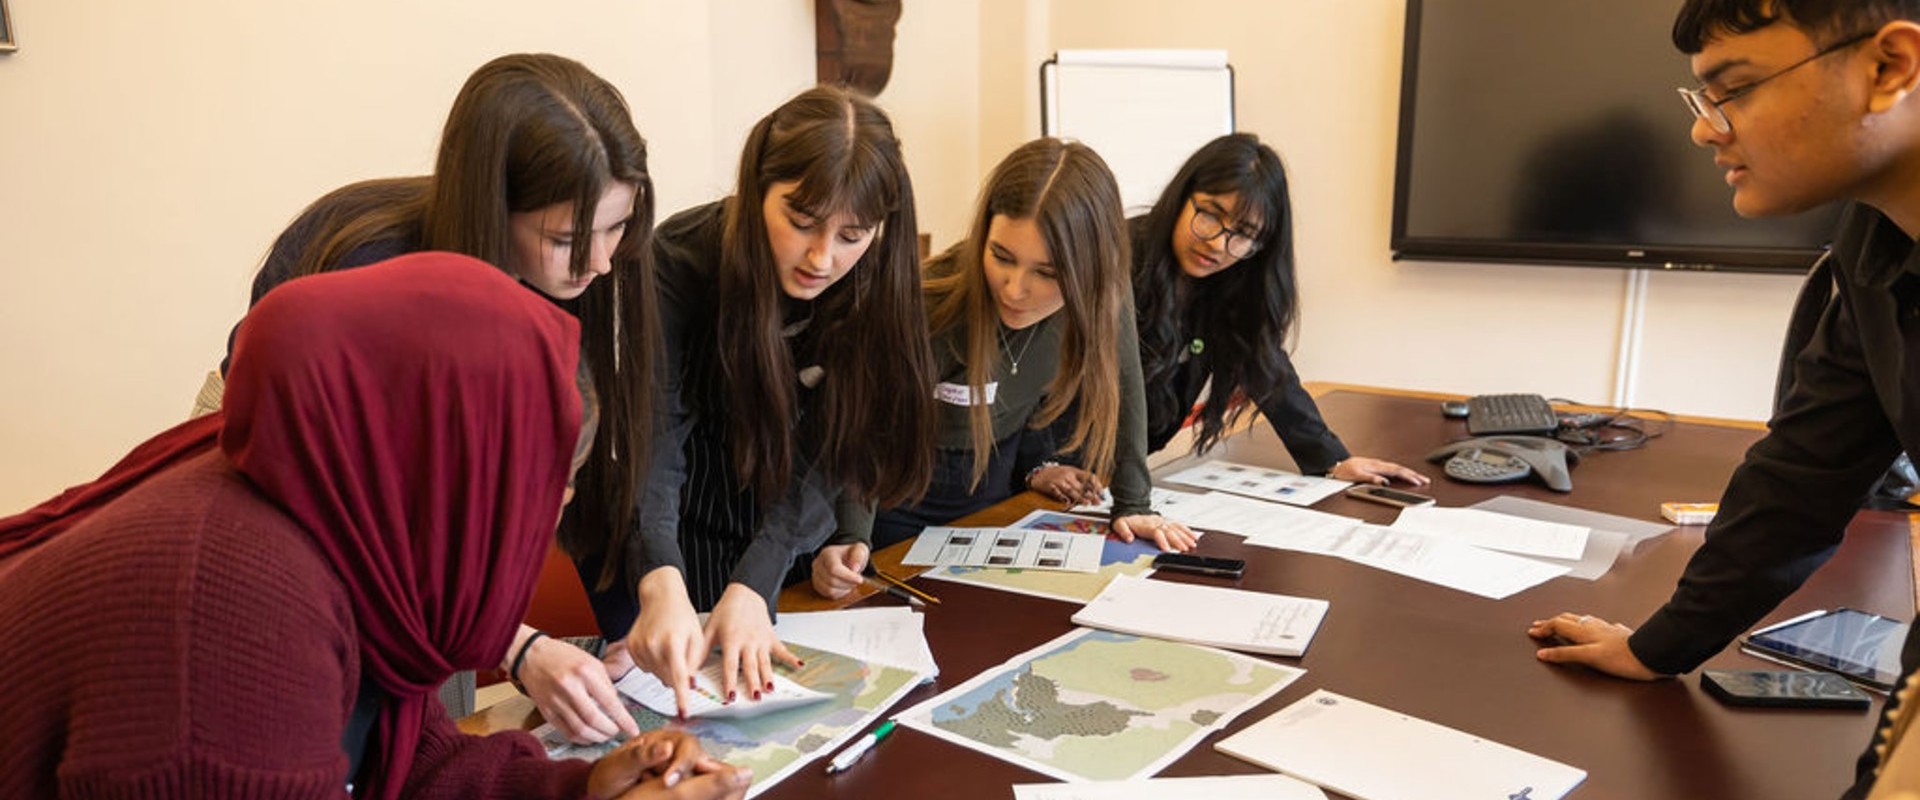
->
[1095,133,1425,489]
[627,86,937,716]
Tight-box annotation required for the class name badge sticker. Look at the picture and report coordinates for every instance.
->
[934,381,997,406]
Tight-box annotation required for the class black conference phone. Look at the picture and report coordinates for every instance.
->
[1425,436,1577,492]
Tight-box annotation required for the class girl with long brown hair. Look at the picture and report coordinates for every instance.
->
[864,138,1196,553]
[627,86,936,715]
[223,53,659,745]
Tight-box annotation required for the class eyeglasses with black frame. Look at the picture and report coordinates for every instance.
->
[1188,199,1262,260]
[1677,30,1875,135]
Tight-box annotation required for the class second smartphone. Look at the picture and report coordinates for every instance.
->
[1344,484,1437,508]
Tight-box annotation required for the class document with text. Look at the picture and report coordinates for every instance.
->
[1388,506,1590,560]
[1217,689,1586,800]
[1171,491,1363,545]
[1071,574,1329,657]
[1330,524,1568,599]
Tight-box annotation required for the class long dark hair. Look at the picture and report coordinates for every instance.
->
[1135,133,1296,454]
[281,53,658,590]
[718,85,936,507]
[925,138,1129,486]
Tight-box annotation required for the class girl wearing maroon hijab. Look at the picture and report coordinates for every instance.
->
[0,254,747,800]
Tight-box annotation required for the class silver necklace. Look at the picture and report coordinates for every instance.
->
[1000,324,1038,376]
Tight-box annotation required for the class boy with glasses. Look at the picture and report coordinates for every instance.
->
[1529,2,1920,795]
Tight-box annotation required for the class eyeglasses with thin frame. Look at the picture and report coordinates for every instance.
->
[1678,30,1874,134]
[1189,200,1262,259]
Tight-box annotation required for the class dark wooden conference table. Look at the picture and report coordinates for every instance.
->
[471,385,1917,800]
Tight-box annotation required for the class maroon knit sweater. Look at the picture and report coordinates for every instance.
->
[0,451,592,799]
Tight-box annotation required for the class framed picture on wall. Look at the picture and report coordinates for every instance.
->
[0,0,15,53]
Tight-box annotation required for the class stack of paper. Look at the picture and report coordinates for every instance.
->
[1216,689,1587,800]
[1071,574,1329,657]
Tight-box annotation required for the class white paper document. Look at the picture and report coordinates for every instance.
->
[1161,494,1559,598]
[616,657,832,719]
[772,607,937,678]
[1071,486,1213,523]
[1174,491,1363,545]
[903,526,1104,572]
[1012,774,1328,800]
[1164,460,1351,506]
[1468,495,1665,579]
[1071,574,1329,657]
[1473,494,1673,545]
[1216,689,1587,800]
[1338,524,1568,599]
[1388,506,1591,560]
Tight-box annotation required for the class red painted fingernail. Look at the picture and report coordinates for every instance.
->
[797,659,806,667]
[689,678,697,689]
[727,691,736,703]
[753,691,762,700]
[765,681,774,692]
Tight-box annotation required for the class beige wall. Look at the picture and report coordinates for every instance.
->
[1036,0,1804,420]
[0,1,834,513]
[0,0,1802,513]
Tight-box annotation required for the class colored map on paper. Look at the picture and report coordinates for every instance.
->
[898,628,1301,782]
[539,643,924,798]
[920,510,1170,603]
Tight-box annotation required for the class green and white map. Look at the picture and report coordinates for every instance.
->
[897,628,1303,782]
[540,643,925,798]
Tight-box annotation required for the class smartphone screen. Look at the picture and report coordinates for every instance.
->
[1344,485,1437,508]
[1701,669,1871,709]
[1152,553,1246,578]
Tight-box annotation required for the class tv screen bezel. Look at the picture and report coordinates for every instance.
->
[1388,0,1831,275]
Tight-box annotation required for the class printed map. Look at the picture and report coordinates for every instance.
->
[898,628,1302,781]
[540,643,923,797]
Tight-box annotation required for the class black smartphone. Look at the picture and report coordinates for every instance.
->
[1700,669,1873,710]
[1151,553,1246,579]
[1344,484,1438,508]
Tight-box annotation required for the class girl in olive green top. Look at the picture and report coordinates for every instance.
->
[868,138,1195,553]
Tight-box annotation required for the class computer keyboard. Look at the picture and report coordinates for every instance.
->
[1466,393,1559,436]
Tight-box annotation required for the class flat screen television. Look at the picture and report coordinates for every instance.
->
[1391,0,1843,274]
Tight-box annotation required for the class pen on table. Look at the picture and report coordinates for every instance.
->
[863,576,925,608]
[824,719,897,774]
[873,568,941,605]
